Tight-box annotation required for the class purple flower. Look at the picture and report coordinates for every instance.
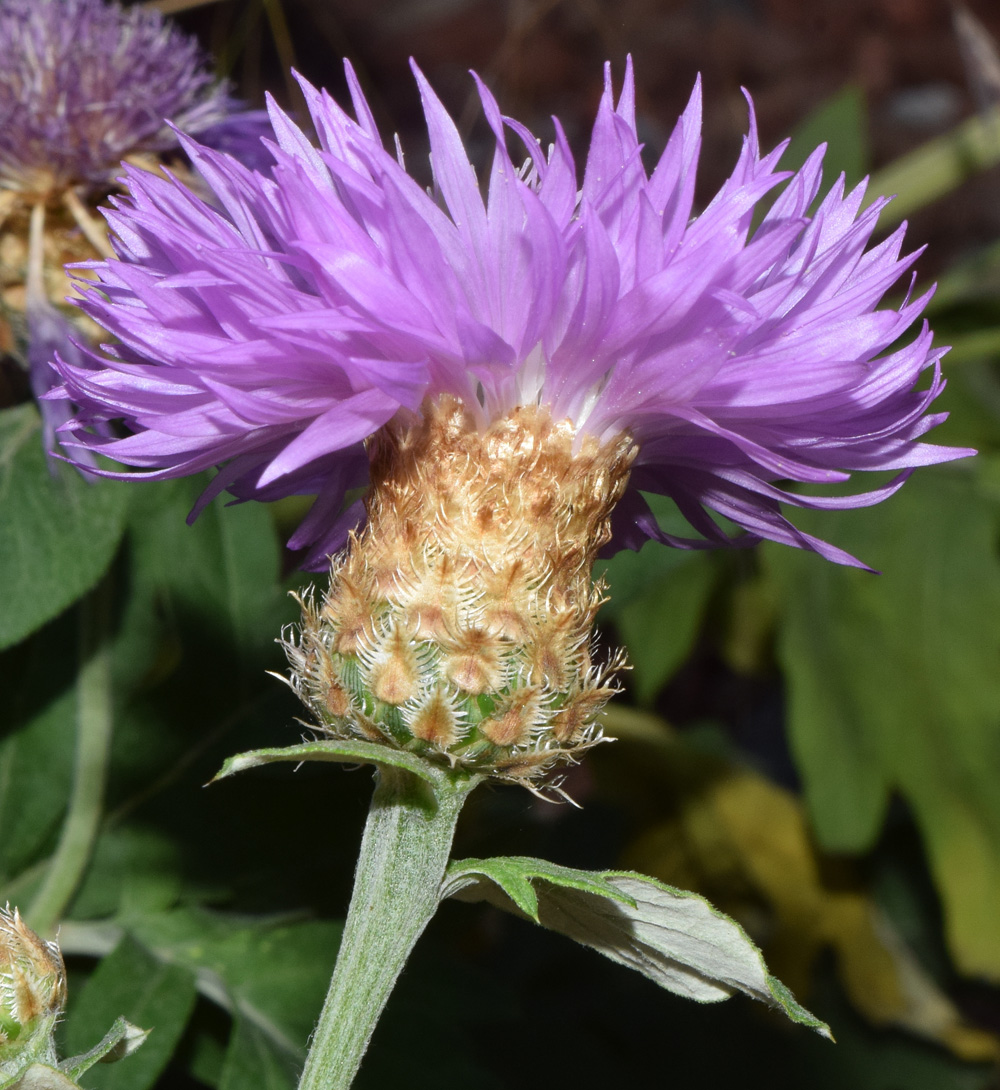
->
[53,59,971,569]
[0,0,268,194]
[0,0,269,466]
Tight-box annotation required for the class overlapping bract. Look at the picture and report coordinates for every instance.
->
[54,59,970,568]
[0,0,267,192]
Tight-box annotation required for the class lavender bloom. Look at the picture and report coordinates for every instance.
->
[54,60,970,569]
[0,0,267,194]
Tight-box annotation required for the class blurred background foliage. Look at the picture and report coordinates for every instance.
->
[3,0,1000,1086]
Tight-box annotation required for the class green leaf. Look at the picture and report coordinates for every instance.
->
[934,325,1000,366]
[0,677,74,885]
[217,1017,298,1090]
[595,531,697,604]
[67,826,183,922]
[601,548,714,705]
[90,474,297,817]
[184,1024,227,1089]
[785,84,869,189]
[868,105,1000,226]
[213,739,444,787]
[58,911,343,1079]
[60,1019,148,1080]
[125,475,284,658]
[926,238,1000,313]
[115,908,342,1062]
[765,465,1000,979]
[0,406,127,650]
[61,935,197,1090]
[443,855,633,922]
[443,856,831,1037]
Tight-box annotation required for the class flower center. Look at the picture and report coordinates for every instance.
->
[287,395,637,785]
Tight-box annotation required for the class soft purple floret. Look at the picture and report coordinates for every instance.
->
[0,0,265,190]
[51,58,972,569]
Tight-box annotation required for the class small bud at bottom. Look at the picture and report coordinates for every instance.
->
[0,906,66,1057]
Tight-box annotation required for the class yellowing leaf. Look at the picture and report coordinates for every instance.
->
[606,707,999,1063]
[764,466,1000,981]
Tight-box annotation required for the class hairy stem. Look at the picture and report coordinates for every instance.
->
[27,577,114,936]
[297,766,477,1090]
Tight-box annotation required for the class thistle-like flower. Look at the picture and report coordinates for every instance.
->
[0,0,268,461]
[52,60,970,781]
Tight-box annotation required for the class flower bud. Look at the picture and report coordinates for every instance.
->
[285,395,636,786]
[0,907,66,1059]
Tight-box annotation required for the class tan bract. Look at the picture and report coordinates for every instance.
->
[285,395,637,786]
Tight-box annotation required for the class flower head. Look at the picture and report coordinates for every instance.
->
[0,0,266,196]
[51,59,974,783]
[53,58,969,569]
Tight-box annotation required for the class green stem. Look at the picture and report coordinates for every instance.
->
[27,577,114,936]
[297,766,477,1090]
